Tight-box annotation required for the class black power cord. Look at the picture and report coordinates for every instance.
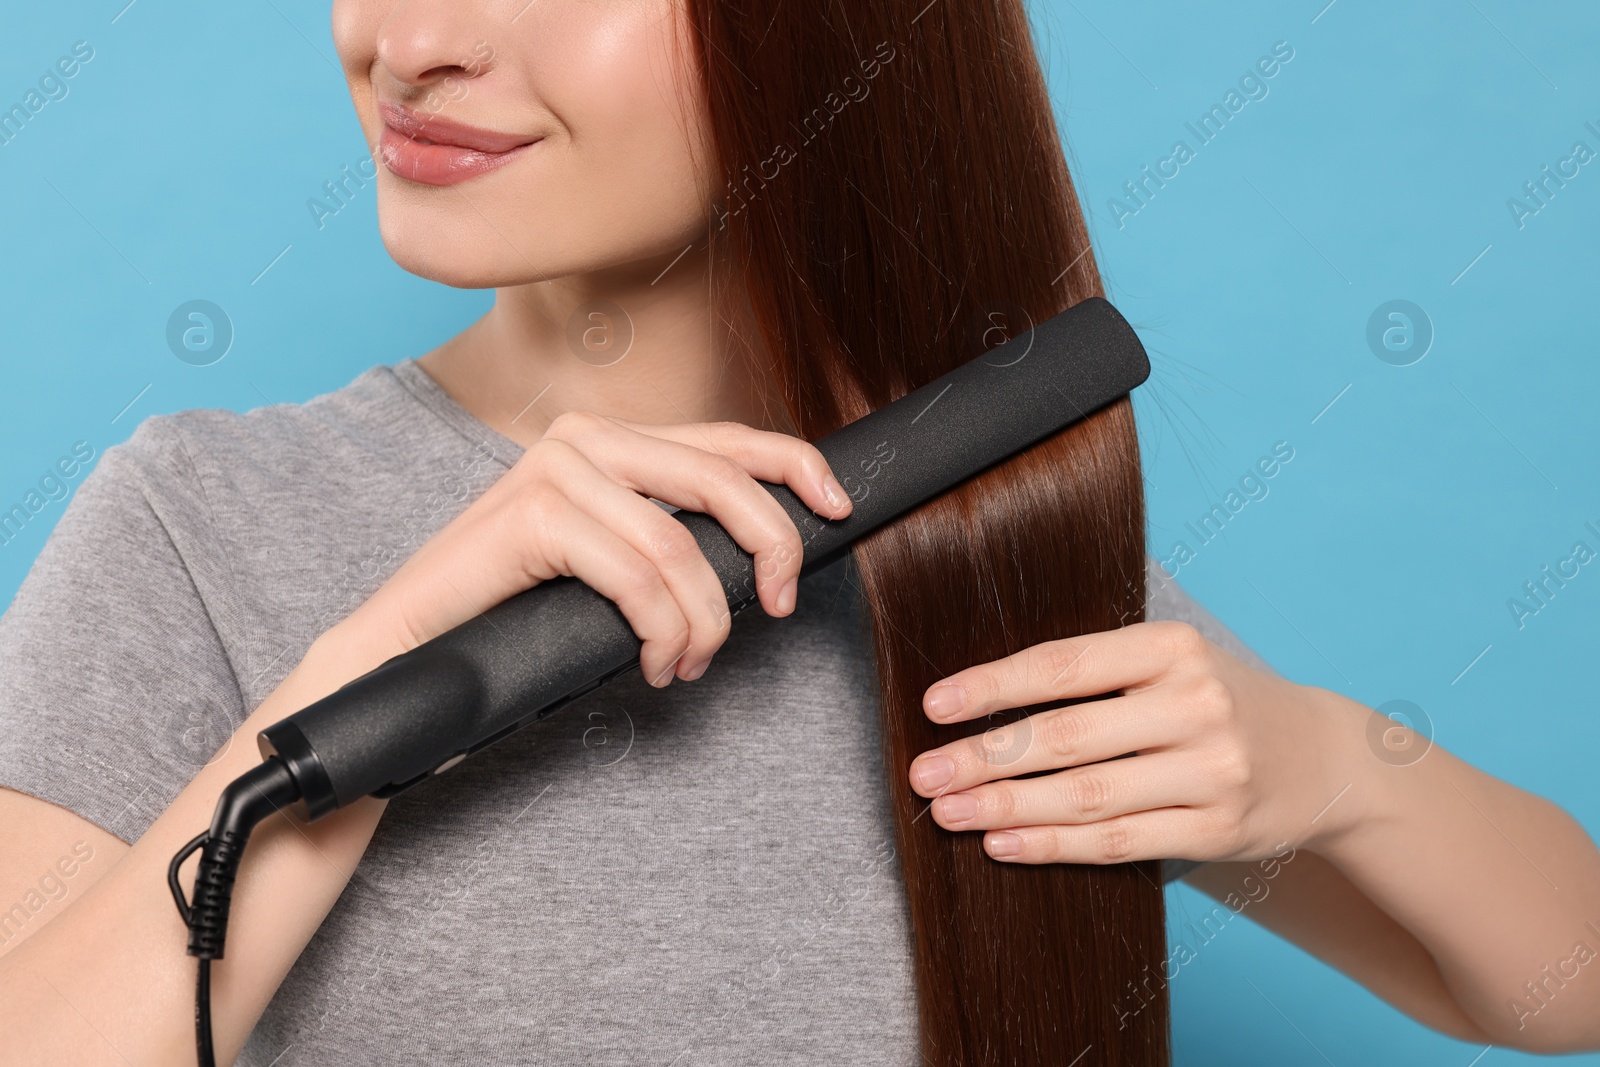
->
[168,758,303,1067]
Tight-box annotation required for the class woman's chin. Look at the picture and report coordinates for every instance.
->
[378,225,551,290]
[390,254,522,290]
[373,198,709,291]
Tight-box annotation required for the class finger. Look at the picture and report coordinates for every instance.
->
[517,489,696,687]
[928,752,1200,833]
[540,442,733,680]
[608,418,853,521]
[909,689,1202,797]
[981,808,1216,865]
[922,620,1206,723]
[546,414,835,617]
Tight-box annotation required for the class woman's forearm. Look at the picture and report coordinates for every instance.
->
[0,619,402,1067]
[1297,687,1600,1052]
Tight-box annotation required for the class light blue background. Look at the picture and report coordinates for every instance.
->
[1,2,1595,1064]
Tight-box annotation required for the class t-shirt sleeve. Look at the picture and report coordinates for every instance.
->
[0,416,247,845]
[1143,557,1276,884]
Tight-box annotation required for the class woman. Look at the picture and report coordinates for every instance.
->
[1,0,1597,1064]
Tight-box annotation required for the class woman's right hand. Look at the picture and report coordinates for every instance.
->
[5,408,856,1067]
[338,411,854,687]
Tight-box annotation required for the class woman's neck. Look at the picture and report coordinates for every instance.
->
[417,244,787,448]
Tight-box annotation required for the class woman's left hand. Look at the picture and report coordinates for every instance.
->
[907,620,1365,865]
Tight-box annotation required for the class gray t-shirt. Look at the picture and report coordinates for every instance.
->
[0,358,1265,1065]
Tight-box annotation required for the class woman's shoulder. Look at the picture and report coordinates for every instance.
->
[56,361,515,704]
[95,359,517,544]
[110,362,439,489]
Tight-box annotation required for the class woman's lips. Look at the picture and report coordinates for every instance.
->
[378,102,541,187]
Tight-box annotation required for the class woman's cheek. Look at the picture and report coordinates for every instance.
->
[562,7,700,157]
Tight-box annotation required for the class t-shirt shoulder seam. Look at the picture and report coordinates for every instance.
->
[133,415,251,724]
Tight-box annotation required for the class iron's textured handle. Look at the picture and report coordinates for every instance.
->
[260,297,1150,818]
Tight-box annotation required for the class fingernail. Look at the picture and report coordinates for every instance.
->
[682,658,708,681]
[777,577,798,615]
[924,683,965,720]
[935,793,976,825]
[986,832,1021,858]
[821,475,847,511]
[911,754,954,793]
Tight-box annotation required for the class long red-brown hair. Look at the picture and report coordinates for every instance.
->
[684,0,1167,1063]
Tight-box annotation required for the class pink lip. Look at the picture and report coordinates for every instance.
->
[378,102,541,186]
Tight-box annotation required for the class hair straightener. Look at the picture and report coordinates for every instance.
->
[167,295,1150,1065]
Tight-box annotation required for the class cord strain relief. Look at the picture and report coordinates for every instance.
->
[187,832,246,960]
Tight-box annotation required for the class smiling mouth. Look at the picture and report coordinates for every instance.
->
[377,101,542,186]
